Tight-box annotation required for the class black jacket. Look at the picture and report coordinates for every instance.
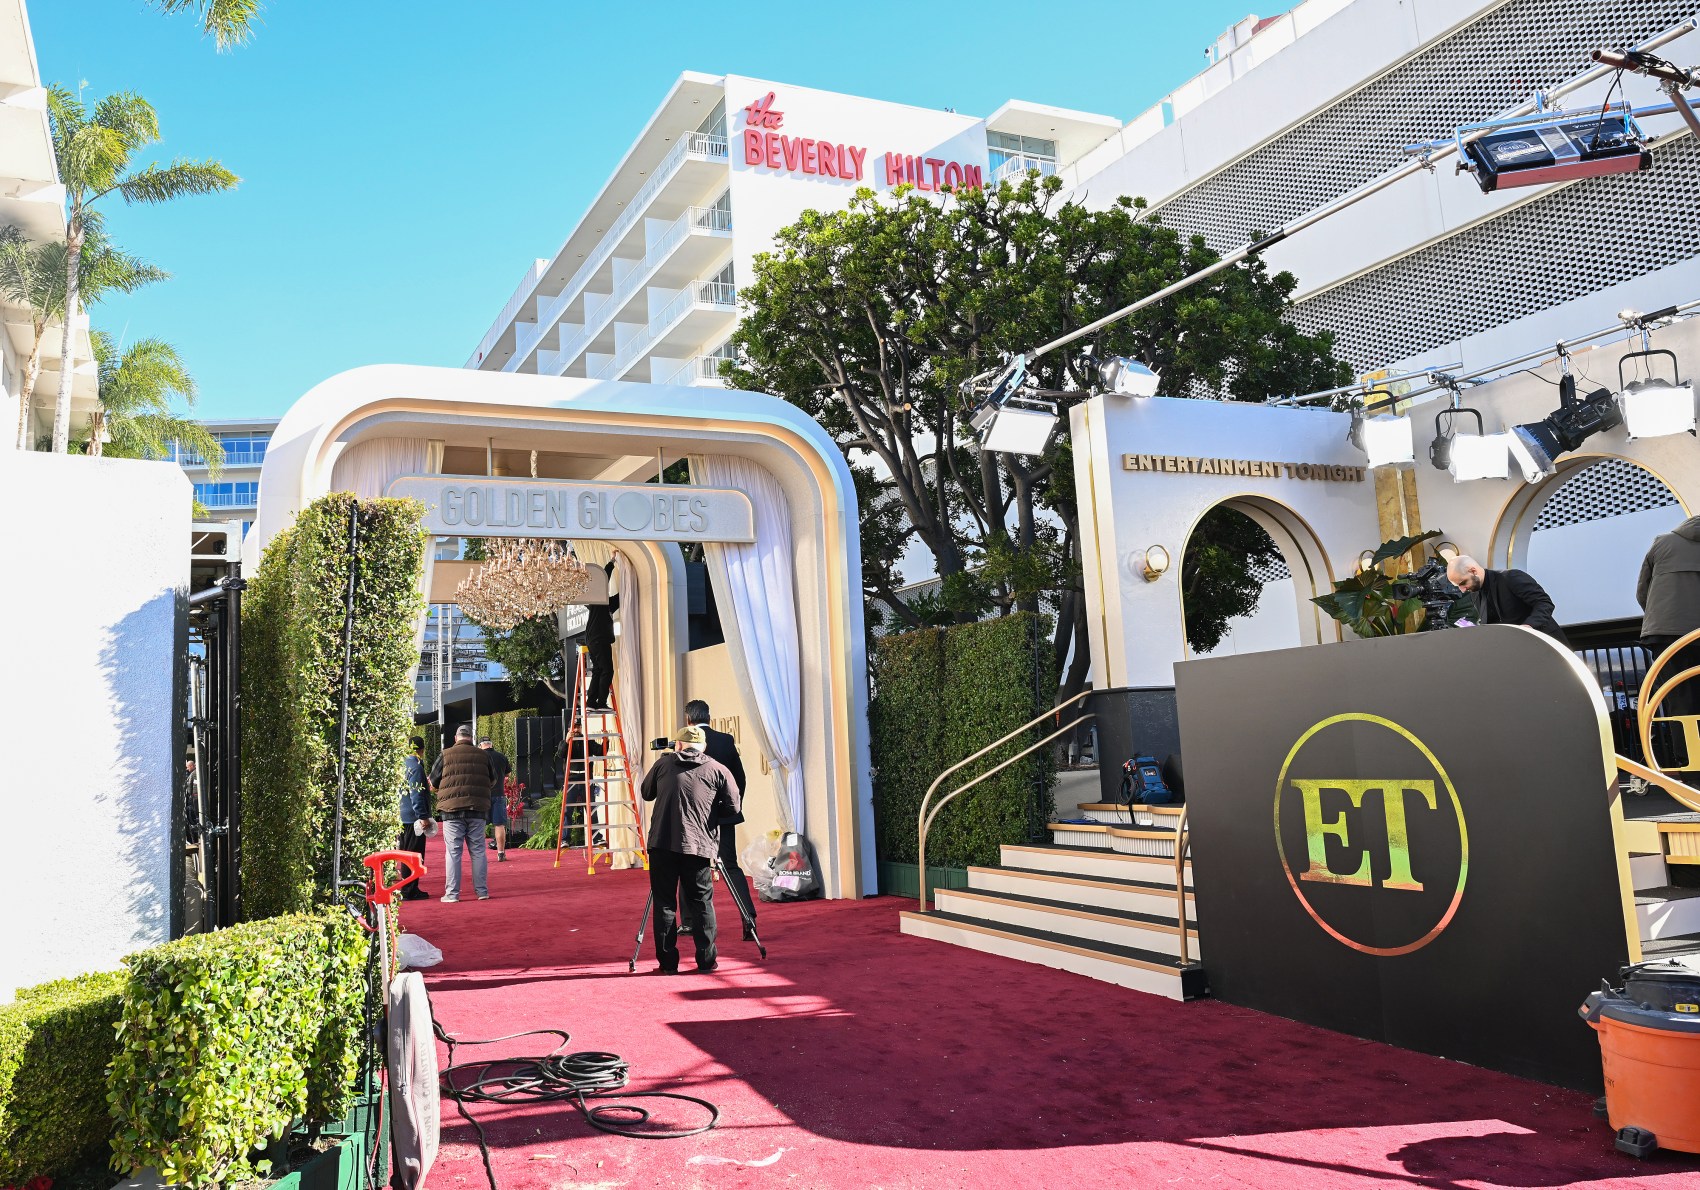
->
[1478,568,1568,645]
[585,561,619,649]
[1637,516,1700,639]
[702,725,746,825]
[640,750,740,860]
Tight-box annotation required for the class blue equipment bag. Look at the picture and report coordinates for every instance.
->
[1120,754,1175,806]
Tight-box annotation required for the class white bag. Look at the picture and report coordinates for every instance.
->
[396,933,443,970]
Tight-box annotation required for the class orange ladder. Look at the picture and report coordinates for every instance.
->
[553,645,648,874]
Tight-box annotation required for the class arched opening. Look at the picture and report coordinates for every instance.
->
[1180,495,1337,658]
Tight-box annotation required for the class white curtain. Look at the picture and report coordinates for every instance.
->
[689,455,805,833]
[330,437,438,499]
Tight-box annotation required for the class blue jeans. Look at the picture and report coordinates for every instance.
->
[442,816,488,898]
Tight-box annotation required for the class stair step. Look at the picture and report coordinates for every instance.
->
[1047,822,1180,858]
[900,909,1208,1001]
[1630,852,1670,890]
[1640,931,1700,958]
[1002,843,1194,886]
[1075,803,1185,827]
[1637,886,1700,940]
[968,865,1195,920]
[934,887,1199,958]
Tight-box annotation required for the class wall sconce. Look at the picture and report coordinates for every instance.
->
[1356,549,1378,575]
[1141,544,1170,582]
[1433,540,1461,562]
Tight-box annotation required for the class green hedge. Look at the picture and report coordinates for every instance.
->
[0,971,126,1183]
[871,612,1057,870]
[243,494,427,918]
[475,709,535,778]
[109,911,366,1186]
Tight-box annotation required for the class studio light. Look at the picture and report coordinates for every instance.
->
[1098,356,1161,397]
[1615,348,1696,440]
[968,352,1058,456]
[1506,374,1622,482]
[1429,407,1509,481]
[1458,106,1651,194]
[1349,411,1415,467]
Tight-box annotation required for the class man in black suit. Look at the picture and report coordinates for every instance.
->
[678,698,756,940]
[585,560,620,710]
[1446,555,1569,646]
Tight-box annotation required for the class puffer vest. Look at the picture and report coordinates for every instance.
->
[434,743,492,814]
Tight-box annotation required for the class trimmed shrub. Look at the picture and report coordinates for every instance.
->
[109,911,366,1186]
[242,494,427,918]
[0,971,126,1183]
[871,612,1057,870]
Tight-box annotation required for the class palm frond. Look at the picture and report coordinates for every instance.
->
[147,0,263,49]
[118,159,240,204]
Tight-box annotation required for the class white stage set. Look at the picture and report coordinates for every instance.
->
[1075,317,1700,689]
[248,365,875,898]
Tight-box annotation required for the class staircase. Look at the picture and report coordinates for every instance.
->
[900,802,1207,1000]
[1626,805,1700,961]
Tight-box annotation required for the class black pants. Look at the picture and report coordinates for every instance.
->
[587,641,614,708]
[682,827,754,933]
[649,849,715,971]
[397,825,429,899]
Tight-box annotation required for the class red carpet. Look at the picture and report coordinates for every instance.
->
[404,841,1700,1188]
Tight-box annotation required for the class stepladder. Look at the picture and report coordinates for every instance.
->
[554,644,648,875]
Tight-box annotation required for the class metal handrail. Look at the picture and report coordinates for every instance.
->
[917,689,1093,911]
[1172,804,1192,966]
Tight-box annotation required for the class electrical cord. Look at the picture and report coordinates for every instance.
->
[432,1018,721,1190]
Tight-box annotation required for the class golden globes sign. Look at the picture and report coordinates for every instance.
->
[386,476,756,543]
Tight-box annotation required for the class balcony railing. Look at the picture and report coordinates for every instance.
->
[990,155,1058,184]
[195,489,259,509]
[591,279,737,381]
[518,133,730,368]
[662,350,737,387]
[552,205,734,372]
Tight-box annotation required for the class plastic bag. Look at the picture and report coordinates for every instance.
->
[764,831,822,902]
[743,831,783,902]
[396,933,443,970]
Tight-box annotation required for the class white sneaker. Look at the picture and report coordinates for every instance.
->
[441,894,460,903]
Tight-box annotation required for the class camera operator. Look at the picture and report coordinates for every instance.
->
[677,699,755,942]
[640,725,741,974]
[1446,555,1569,645]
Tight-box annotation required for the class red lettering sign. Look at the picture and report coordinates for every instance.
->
[744,91,784,130]
[742,95,972,191]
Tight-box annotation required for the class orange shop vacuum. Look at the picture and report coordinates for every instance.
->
[1581,960,1700,1158]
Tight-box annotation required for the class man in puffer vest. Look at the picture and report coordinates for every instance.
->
[428,723,499,902]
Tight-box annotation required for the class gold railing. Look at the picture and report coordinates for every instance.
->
[1172,804,1192,966]
[1620,625,1700,812]
[916,690,1094,913]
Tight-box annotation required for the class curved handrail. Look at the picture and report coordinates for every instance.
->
[916,689,1094,911]
[1172,804,1192,966]
[1629,626,1700,814]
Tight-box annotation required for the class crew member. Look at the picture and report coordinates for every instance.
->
[640,724,740,974]
[585,560,619,710]
[1445,555,1569,645]
[1637,515,1700,717]
[678,699,755,941]
[555,717,605,847]
[398,736,431,900]
[428,724,498,903]
[479,737,513,862]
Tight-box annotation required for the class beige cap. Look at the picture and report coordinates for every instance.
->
[673,724,707,746]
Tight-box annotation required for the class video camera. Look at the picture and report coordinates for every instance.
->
[649,737,670,752]
[1389,558,1474,631]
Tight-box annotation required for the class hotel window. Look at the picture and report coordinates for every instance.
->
[987,131,1058,179]
[696,188,732,233]
[192,481,260,509]
[696,101,727,140]
[700,262,735,306]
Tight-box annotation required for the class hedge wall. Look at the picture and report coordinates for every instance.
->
[475,709,535,772]
[0,971,126,1183]
[242,494,427,918]
[109,911,366,1186]
[871,612,1057,870]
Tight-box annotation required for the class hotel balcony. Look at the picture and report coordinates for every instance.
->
[661,352,734,387]
[589,278,737,382]
[490,130,731,374]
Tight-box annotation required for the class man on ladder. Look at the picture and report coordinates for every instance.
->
[585,560,618,709]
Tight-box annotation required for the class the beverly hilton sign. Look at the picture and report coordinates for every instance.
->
[386,476,756,543]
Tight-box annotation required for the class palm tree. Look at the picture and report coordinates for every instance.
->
[83,329,223,472]
[146,0,263,49]
[46,85,238,454]
[0,225,167,449]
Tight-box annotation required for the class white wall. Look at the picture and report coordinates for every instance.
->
[0,454,188,999]
[1196,579,1304,658]
[1528,506,1686,628]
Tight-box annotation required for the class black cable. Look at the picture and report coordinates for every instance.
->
[432,1018,720,1190]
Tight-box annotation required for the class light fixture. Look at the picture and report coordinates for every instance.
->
[968,353,1057,456]
[456,539,591,631]
[1357,549,1379,575]
[1098,356,1160,397]
[1141,544,1170,582]
[1349,410,1415,467]
[1458,105,1651,194]
[1430,407,1509,481]
[1507,374,1623,482]
[1434,541,1460,562]
[1615,348,1696,440]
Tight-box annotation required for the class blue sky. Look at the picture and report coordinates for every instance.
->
[30,0,1258,421]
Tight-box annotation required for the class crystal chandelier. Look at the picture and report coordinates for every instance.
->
[456,538,590,630]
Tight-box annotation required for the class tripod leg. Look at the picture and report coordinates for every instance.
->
[628,892,654,974]
[713,857,767,960]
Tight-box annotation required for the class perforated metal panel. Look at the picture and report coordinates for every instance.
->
[1151,0,1695,252]
[1532,457,1681,530]
[1249,553,1293,583]
[1288,134,1700,367]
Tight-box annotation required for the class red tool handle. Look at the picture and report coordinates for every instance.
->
[364,850,426,906]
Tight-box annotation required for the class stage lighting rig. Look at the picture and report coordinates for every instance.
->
[1348,409,1416,467]
[1592,46,1700,142]
[1615,347,1697,440]
[1506,373,1623,483]
[1428,406,1511,481]
[1455,104,1651,193]
[965,353,1059,456]
[1098,356,1161,397]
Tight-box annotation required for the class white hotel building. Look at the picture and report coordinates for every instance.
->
[466,74,1120,385]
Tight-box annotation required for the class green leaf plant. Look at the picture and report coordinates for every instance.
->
[1311,530,1477,638]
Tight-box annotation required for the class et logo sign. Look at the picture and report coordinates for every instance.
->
[1273,713,1469,957]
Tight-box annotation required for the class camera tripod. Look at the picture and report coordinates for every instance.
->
[627,854,768,972]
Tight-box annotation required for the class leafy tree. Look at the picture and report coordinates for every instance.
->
[729,175,1351,694]
[80,329,223,470]
[1181,507,1281,654]
[0,224,166,449]
[45,85,238,454]
[145,0,263,49]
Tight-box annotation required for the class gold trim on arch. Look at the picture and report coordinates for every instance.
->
[1175,492,1341,659]
[301,396,866,897]
[1490,451,1693,571]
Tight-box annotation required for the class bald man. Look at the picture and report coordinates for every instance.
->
[1446,555,1568,645]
